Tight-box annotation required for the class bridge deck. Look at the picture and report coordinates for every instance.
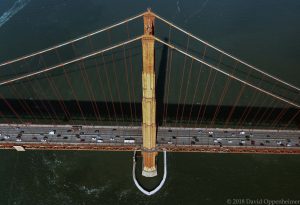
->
[0,124,299,154]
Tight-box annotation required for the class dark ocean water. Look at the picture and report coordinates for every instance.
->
[0,0,300,204]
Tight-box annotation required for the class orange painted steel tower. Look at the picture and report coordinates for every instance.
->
[141,9,157,177]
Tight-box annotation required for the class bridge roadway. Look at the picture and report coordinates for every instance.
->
[0,124,300,154]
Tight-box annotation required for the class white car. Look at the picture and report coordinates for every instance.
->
[91,137,97,141]
[41,139,47,142]
[97,139,103,143]
[239,131,245,135]
[3,135,10,139]
[276,141,282,145]
[167,141,173,144]
[287,143,292,147]
[124,139,135,144]
[110,137,115,141]
[213,139,218,143]
[49,130,56,135]
[228,140,233,144]
[16,138,22,142]
[240,140,245,144]
[217,138,222,141]
[208,131,213,135]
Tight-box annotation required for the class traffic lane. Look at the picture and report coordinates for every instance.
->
[1,125,299,147]
[1,125,299,139]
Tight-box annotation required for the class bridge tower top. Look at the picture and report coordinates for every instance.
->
[143,8,155,35]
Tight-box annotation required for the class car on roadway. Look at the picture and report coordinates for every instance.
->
[208,131,213,135]
[49,130,56,135]
[240,140,245,144]
[110,137,115,141]
[92,137,97,141]
[97,139,103,143]
[167,141,173,144]
[213,139,218,143]
[287,143,292,147]
[276,141,282,145]
[3,135,10,140]
[216,138,222,141]
[16,138,22,142]
[239,131,245,135]
[228,140,233,144]
[124,138,135,144]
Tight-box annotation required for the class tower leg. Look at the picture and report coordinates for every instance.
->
[141,9,157,177]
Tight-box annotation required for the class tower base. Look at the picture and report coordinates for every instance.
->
[142,169,157,177]
[142,151,157,177]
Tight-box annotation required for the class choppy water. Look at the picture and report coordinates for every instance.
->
[0,0,300,204]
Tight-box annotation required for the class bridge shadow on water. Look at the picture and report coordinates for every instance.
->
[156,37,168,126]
[0,98,299,129]
[0,40,299,128]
